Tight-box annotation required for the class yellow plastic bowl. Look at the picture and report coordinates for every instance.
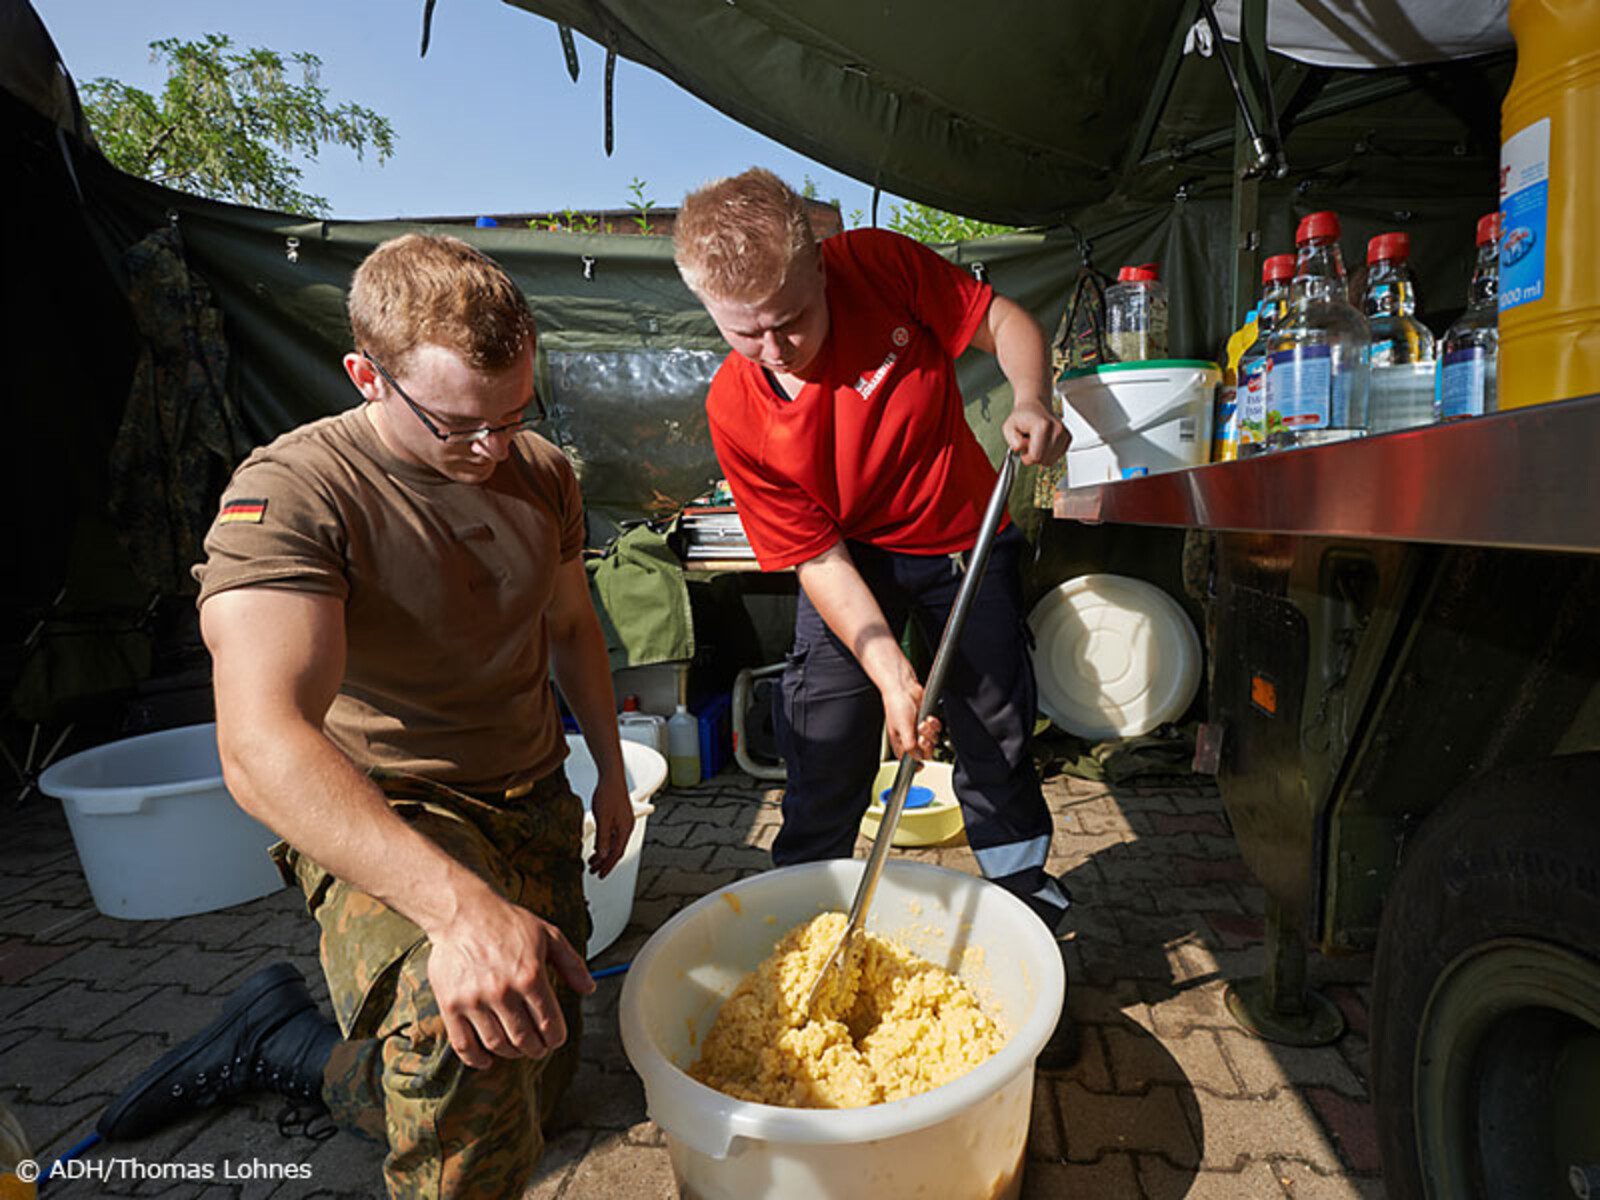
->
[859,760,965,847]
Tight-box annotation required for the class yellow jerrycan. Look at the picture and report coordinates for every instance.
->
[1497,0,1600,409]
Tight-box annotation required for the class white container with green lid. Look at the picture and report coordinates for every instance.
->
[1055,358,1220,485]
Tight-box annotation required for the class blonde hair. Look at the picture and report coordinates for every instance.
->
[674,168,818,302]
[348,233,533,372]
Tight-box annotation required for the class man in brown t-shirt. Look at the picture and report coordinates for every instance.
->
[96,234,633,1197]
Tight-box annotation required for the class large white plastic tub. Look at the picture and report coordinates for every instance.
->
[564,734,666,957]
[620,860,1063,1200]
[38,723,284,920]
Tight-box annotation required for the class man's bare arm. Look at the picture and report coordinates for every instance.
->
[792,542,938,759]
[545,557,633,876]
[970,293,1070,466]
[201,587,593,1069]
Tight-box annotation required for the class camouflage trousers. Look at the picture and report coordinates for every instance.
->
[273,767,591,1200]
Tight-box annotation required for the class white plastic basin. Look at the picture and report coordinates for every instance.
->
[38,723,284,920]
[564,734,666,957]
[620,860,1063,1200]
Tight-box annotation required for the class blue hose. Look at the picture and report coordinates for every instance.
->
[37,1131,101,1191]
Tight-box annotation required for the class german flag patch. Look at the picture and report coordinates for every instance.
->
[219,498,268,525]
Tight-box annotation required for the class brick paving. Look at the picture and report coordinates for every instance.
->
[1,767,1385,1198]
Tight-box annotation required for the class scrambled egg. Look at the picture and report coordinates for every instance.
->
[690,912,1005,1108]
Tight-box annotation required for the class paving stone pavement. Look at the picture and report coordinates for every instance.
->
[1,766,1385,1199]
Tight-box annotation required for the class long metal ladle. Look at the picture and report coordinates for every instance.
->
[803,449,1020,1015]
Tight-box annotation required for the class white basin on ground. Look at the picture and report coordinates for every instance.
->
[564,733,667,956]
[38,723,284,920]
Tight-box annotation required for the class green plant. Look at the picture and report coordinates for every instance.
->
[531,209,612,235]
[80,33,395,216]
[626,177,657,235]
[885,201,1014,244]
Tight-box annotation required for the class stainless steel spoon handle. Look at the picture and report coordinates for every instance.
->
[808,449,1019,1008]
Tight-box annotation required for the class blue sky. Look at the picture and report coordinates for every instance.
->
[32,0,898,223]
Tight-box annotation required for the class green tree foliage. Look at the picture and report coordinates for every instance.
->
[884,201,1014,243]
[81,34,396,216]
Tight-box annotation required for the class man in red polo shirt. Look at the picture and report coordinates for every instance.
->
[675,168,1078,1066]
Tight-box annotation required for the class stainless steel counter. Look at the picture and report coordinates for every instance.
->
[1052,392,1600,555]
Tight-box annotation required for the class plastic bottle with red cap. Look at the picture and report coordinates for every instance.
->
[1104,263,1169,362]
[1237,253,1295,455]
[1362,231,1437,433]
[1437,211,1502,421]
[1265,210,1371,450]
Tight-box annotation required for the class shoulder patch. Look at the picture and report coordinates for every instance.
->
[218,498,268,525]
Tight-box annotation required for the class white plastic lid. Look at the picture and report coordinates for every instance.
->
[1027,574,1201,739]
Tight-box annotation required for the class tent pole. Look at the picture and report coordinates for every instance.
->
[1227,0,1269,328]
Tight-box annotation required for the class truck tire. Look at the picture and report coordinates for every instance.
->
[1372,754,1600,1199]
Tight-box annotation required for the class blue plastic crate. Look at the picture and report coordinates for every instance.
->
[697,691,733,780]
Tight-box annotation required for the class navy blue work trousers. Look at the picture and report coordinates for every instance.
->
[771,526,1072,932]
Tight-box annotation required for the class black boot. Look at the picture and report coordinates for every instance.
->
[1037,940,1081,1070]
[98,962,340,1142]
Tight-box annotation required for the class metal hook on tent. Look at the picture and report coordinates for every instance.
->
[164,208,188,256]
[581,255,597,281]
[1064,222,1096,275]
[285,236,301,265]
[970,262,989,285]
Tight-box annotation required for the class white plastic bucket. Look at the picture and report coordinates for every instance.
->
[1058,358,1220,484]
[38,723,284,920]
[619,860,1063,1200]
[563,734,667,956]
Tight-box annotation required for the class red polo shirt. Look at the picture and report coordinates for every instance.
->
[706,228,1000,570]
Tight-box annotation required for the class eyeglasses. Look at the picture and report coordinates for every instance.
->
[362,351,547,443]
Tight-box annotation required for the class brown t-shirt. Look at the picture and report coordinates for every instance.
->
[194,406,584,790]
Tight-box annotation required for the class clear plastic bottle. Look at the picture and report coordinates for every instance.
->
[1266,211,1371,450]
[1363,232,1437,433]
[667,702,701,787]
[1105,263,1169,362]
[1238,253,1295,455]
[1437,212,1502,421]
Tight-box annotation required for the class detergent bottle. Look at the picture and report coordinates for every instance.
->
[1212,308,1258,462]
